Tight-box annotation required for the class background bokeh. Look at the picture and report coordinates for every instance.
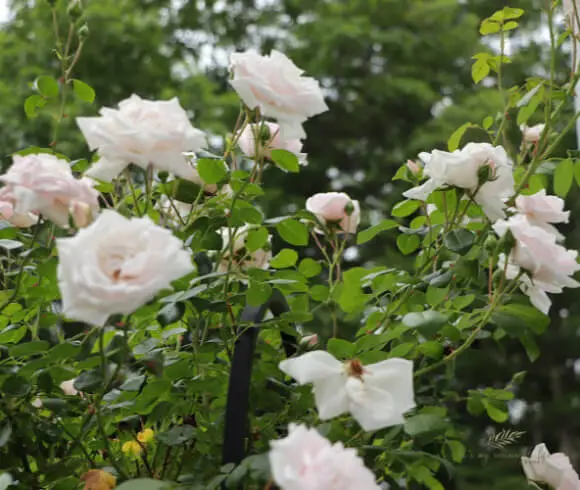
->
[1,0,579,488]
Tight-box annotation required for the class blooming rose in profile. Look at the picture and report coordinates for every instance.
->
[77,95,206,182]
[404,142,514,221]
[57,209,193,326]
[494,214,580,314]
[520,123,546,145]
[269,424,380,490]
[0,154,99,228]
[218,225,271,273]
[0,187,38,228]
[229,50,328,140]
[515,190,569,240]
[521,443,580,490]
[306,192,360,234]
[237,122,306,164]
[279,351,415,431]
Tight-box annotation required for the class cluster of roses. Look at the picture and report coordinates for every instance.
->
[2,44,579,489]
[404,139,580,315]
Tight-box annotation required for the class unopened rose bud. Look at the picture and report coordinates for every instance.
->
[483,235,498,254]
[477,163,495,185]
[77,24,89,41]
[67,0,83,19]
[344,201,355,216]
[406,160,421,175]
[300,334,318,346]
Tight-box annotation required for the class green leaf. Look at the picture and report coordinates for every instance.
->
[483,400,509,423]
[0,239,23,250]
[2,376,30,397]
[71,79,95,102]
[270,249,298,269]
[448,122,474,151]
[245,227,269,252]
[357,219,399,244]
[36,75,59,98]
[554,158,574,198]
[388,342,415,358]
[574,160,580,187]
[396,234,420,255]
[157,302,186,326]
[298,258,322,278]
[391,200,420,218]
[276,219,309,246]
[497,304,550,334]
[24,94,46,118]
[197,158,228,184]
[404,413,447,436]
[426,286,448,307]
[327,338,356,359]
[9,340,49,357]
[418,341,444,359]
[479,19,501,35]
[246,282,272,306]
[443,229,475,254]
[520,333,539,362]
[74,369,104,393]
[156,425,195,446]
[116,480,172,490]
[403,310,448,336]
[517,85,543,126]
[270,149,300,173]
[446,440,466,463]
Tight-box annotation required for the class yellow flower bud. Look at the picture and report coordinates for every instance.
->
[137,428,155,444]
[121,440,142,457]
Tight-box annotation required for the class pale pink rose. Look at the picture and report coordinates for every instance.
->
[237,122,305,164]
[59,379,79,396]
[78,95,206,182]
[279,352,415,431]
[31,398,43,408]
[306,192,360,234]
[522,443,580,490]
[57,210,193,326]
[269,424,381,490]
[520,124,546,145]
[0,154,99,228]
[406,160,421,175]
[404,143,514,221]
[217,225,272,273]
[0,188,38,227]
[229,50,328,140]
[515,190,569,240]
[494,215,580,314]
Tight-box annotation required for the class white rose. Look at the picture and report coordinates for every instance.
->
[0,187,38,228]
[77,95,206,182]
[494,215,580,314]
[0,154,99,228]
[157,195,193,227]
[237,122,306,164]
[404,143,514,221]
[515,189,569,240]
[522,443,580,490]
[269,424,381,490]
[218,225,271,273]
[279,351,415,431]
[57,209,193,326]
[59,379,79,396]
[229,50,328,140]
[520,123,546,145]
[306,192,360,234]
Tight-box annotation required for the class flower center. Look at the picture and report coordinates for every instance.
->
[344,359,365,379]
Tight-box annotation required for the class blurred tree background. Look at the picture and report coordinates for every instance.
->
[1,0,579,488]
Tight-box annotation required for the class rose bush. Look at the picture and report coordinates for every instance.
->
[0,2,579,490]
